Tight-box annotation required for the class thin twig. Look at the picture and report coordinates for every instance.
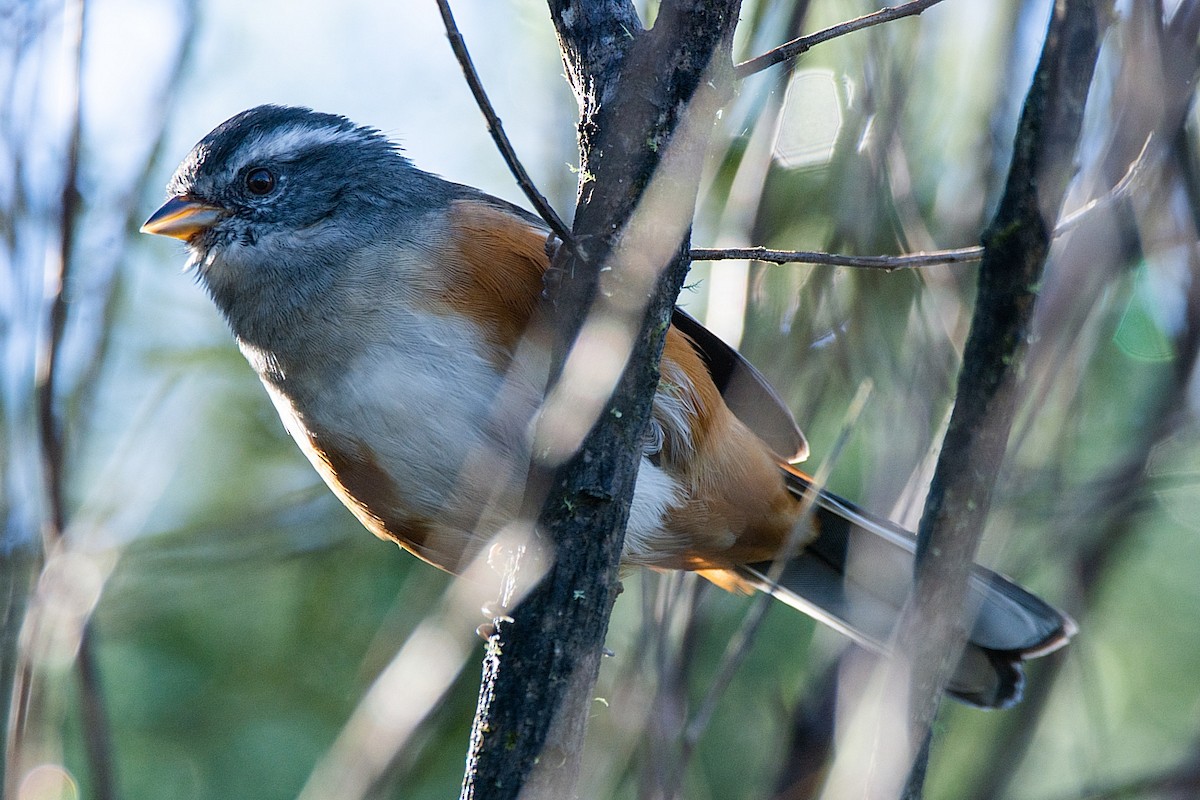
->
[735,0,948,79]
[690,133,1152,274]
[688,245,981,270]
[1055,133,1152,233]
[689,148,1149,272]
[435,0,580,256]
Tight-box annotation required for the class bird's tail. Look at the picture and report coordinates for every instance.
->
[735,469,1075,709]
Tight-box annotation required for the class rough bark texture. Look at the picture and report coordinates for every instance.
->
[459,3,742,798]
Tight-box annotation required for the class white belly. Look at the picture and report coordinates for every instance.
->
[243,308,684,566]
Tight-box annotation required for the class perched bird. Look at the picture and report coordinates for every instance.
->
[143,105,1073,708]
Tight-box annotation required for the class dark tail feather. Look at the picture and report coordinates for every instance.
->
[738,472,1075,709]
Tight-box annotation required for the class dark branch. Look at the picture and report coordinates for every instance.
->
[37,0,84,549]
[459,2,742,798]
[734,0,947,79]
[969,4,1200,794]
[891,0,1111,794]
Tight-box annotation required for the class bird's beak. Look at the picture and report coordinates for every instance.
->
[141,195,226,241]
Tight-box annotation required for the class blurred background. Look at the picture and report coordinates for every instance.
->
[4,0,1200,798]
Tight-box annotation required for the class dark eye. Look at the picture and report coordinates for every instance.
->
[245,167,276,196]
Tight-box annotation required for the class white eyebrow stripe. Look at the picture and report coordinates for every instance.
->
[237,123,363,165]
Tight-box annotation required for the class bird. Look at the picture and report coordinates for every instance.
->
[142,104,1074,708]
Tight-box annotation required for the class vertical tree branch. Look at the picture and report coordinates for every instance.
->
[29,3,119,794]
[969,4,1200,794]
[459,2,742,798]
[6,2,197,793]
[890,0,1111,793]
[0,3,118,798]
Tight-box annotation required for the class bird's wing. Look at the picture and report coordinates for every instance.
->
[670,308,808,462]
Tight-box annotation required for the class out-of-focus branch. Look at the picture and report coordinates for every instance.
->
[0,557,35,795]
[37,0,83,549]
[1040,761,1200,800]
[734,0,947,79]
[5,1,199,795]
[972,243,1200,800]
[458,2,743,798]
[28,3,117,799]
[658,379,869,799]
[1,4,47,788]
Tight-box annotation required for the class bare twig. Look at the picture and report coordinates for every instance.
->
[689,151,1153,273]
[688,245,981,270]
[1054,134,1152,233]
[435,0,579,256]
[735,0,948,79]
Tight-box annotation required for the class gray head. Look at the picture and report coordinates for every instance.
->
[143,105,452,342]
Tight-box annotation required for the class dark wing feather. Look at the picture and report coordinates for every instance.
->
[671,308,808,461]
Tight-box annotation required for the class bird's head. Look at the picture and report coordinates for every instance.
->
[143,105,415,257]
[141,104,450,336]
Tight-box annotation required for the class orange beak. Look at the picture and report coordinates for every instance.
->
[141,196,226,241]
